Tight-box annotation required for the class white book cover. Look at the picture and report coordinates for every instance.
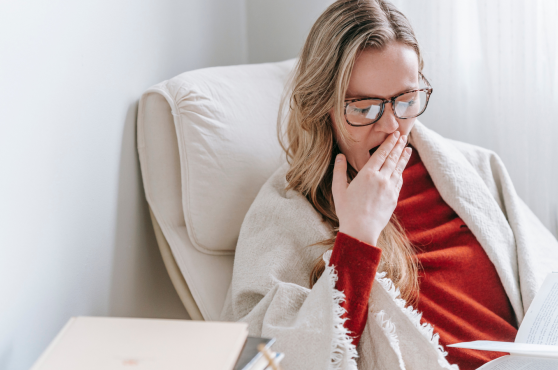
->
[31,316,249,370]
[449,272,558,369]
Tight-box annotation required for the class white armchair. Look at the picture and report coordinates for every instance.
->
[137,60,295,320]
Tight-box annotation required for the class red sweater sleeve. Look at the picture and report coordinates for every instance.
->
[329,232,382,346]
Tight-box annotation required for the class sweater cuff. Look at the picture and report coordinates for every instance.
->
[329,232,382,270]
[328,232,382,347]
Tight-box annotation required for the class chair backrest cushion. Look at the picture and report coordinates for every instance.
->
[151,60,295,254]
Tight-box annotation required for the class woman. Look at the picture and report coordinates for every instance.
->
[220,1,558,369]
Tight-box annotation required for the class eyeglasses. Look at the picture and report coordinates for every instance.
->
[344,73,433,127]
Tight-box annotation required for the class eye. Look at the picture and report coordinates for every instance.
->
[352,107,371,115]
[346,101,382,118]
[399,97,415,106]
[394,91,426,118]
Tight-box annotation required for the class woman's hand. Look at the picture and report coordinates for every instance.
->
[332,131,412,246]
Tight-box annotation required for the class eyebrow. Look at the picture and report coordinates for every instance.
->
[345,84,419,100]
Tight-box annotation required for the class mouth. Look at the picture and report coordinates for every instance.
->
[368,140,411,156]
[369,145,380,156]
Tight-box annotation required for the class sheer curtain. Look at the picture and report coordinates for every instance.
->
[392,0,558,237]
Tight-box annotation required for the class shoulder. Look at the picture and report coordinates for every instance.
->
[235,162,332,273]
[413,121,511,208]
[445,138,509,179]
[446,138,500,164]
[412,121,508,176]
[443,138,511,210]
[244,162,331,236]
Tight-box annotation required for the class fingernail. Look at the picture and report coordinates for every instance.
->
[336,154,343,163]
[405,147,412,155]
[401,135,407,142]
[394,131,401,138]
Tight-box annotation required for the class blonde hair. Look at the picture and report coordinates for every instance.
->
[278,0,423,303]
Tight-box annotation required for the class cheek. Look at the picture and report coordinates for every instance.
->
[346,125,370,144]
[331,110,367,144]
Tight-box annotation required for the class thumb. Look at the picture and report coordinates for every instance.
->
[332,153,348,201]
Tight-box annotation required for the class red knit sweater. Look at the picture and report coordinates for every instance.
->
[329,148,518,370]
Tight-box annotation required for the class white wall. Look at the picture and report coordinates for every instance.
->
[0,1,247,369]
[245,0,333,63]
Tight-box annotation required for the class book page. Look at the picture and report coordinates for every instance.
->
[477,355,558,370]
[516,273,558,345]
[447,341,558,358]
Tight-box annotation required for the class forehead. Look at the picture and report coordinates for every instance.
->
[346,42,419,99]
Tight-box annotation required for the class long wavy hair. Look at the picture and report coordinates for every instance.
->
[278,0,423,303]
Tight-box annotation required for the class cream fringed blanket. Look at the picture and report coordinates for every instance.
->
[220,121,558,370]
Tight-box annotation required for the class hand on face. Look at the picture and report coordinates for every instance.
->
[332,132,411,246]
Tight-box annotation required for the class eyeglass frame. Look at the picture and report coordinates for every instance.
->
[343,73,433,127]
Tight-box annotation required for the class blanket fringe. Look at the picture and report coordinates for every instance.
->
[374,310,406,370]
[323,251,359,370]
[375,272,459,370]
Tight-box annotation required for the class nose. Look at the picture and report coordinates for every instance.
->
[375,101,399,134]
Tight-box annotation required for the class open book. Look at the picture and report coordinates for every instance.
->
[448,272,558,369]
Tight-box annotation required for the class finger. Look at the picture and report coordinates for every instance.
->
[362,131,400,172]
[390,147,412,184]
[380,134,407,176]
[332,153,348,202]
[395,176,404,192]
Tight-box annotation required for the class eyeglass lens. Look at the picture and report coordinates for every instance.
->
[346,90,428,126]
